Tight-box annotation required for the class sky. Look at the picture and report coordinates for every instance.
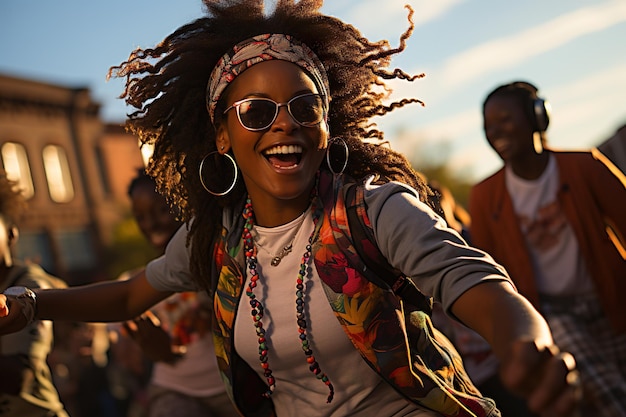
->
[1,0,625,182]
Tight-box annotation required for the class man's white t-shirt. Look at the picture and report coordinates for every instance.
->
[505,154,593,296]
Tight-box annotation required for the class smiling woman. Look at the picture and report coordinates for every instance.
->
[0,1,583,417]
[215,59,329,218]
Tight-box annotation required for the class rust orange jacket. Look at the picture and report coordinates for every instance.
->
[469,149,626,333]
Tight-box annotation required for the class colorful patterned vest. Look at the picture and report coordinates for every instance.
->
[210,172,500,417]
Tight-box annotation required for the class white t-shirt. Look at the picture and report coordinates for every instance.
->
[235,209,427,416]
[505,154,594,295]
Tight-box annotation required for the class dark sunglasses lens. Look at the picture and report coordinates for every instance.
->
[238,100,276,129]
[291,95,324,125]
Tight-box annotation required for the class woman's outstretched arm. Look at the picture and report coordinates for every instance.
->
[452,280,580,417]
[0,269,171,335]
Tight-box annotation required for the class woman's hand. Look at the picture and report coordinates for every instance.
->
[0,294,28,335]
[500,340,581,417]
[123,310,185,364]
[451,281,582,416]
[0,295,7,317]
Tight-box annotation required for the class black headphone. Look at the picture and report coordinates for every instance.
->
[511,81,551,132]
[532,94,550,133]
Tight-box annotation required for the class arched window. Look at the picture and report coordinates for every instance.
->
[42,145,74,203]
[1,142,35,199]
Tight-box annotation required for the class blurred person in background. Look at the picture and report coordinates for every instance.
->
[0,170,69,417]
[469,81,626,416]
[111,169,234,417]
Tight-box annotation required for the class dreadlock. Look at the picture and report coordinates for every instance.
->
[109,0,430,292]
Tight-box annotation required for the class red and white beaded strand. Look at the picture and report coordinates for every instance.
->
[242,196,335,403]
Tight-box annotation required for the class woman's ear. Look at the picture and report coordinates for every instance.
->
[216,124,232,154]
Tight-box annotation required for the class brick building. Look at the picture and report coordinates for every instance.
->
[0,73,144,284]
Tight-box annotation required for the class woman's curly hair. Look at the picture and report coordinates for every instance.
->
[109,0,430,291]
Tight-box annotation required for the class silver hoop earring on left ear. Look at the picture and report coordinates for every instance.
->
[326,137,349,175]
[199,151,238,196]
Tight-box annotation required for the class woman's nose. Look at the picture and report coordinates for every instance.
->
[272,105,298,132]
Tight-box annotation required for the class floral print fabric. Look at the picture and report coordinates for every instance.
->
[206,33,330,123]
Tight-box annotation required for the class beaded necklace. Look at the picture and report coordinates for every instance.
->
[242,195,335,403]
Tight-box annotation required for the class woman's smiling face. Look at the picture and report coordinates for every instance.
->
[217,60,329,213]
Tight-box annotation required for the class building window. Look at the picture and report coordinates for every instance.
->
[1,142,35,199]
[43,145,74,202]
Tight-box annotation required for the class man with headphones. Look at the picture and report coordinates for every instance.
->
[468,81,626,416]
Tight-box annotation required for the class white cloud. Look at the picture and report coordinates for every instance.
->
[328,0,466,40]
[400,108,479,143]
[548,62,626,148]
[550,62,626,103]
[387,62,626,180]
[438,1,626,88]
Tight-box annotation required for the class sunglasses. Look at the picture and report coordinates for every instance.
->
[223,93,326,131]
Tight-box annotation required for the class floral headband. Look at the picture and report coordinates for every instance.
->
[206,33,331,124]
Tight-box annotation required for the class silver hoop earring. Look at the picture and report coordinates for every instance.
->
[326,137,349,175]
[199,151,238,196]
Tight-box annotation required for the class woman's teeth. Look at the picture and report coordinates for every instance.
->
[264,144,303,155]
[263,145,303,169]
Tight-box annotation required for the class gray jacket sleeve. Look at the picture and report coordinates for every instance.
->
[363,181,513,314]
